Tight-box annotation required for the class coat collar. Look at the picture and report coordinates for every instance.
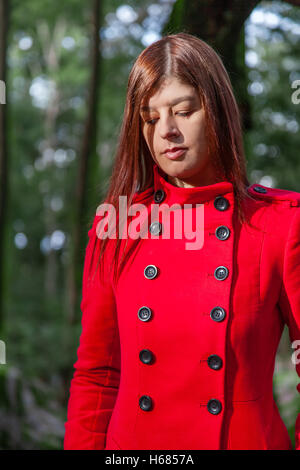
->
[152,162,235,206]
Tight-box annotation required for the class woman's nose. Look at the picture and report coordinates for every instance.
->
[159,117,180,139]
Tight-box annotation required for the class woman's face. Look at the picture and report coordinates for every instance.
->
[140,76,217,187]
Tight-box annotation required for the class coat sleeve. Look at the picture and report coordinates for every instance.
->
[278,208,300,450]
[64,214,120,450]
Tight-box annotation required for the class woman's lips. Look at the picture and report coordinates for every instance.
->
[164,148,187,159]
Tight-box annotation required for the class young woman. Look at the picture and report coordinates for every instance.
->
[64,32,300,450]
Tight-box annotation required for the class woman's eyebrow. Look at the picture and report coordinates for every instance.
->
[141,95,196,112]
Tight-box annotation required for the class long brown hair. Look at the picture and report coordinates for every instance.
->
[88,32,254,284]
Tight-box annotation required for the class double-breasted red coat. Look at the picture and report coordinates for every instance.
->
[64,162,300,450]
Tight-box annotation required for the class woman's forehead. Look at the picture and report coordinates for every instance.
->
[140,81,199,110]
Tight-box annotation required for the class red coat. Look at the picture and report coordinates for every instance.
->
[64,162,300,450]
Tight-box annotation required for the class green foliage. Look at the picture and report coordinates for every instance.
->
[162,0,186,35]
[1,0,299,449]
[245,1,300,191]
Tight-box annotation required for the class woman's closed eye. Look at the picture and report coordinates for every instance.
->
[145,111,193,126]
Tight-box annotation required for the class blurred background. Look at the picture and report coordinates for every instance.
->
[0,0,299,450]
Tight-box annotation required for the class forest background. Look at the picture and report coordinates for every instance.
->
[0,0,299,449]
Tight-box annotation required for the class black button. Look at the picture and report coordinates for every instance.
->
[154,189,166,203]
[149,221,162,236]
[215,225,230,241]
[139,395,153,411]
[207,398,222,415]
[207,354,223,370]
[253,185,267,194]
[214,196,229,211]
[139,349,153,364]
[214,266,229,280]
[138,306,152,322]
[144,265,158,279]
[210,307,226,322]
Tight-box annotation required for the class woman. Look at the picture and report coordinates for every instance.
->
[64,32,300,450]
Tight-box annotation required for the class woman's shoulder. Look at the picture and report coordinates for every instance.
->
[246,183,300,208]
[245,183,300,239]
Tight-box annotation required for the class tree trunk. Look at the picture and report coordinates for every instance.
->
[67,0,102,325]
[163,0,300,131]
[0,0,10,335]
[163,0,262,131]
[35,18,67,301]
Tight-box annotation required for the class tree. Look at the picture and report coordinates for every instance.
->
[162,0,300,131]
[0,0,10,334]
[67,0,103,325]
